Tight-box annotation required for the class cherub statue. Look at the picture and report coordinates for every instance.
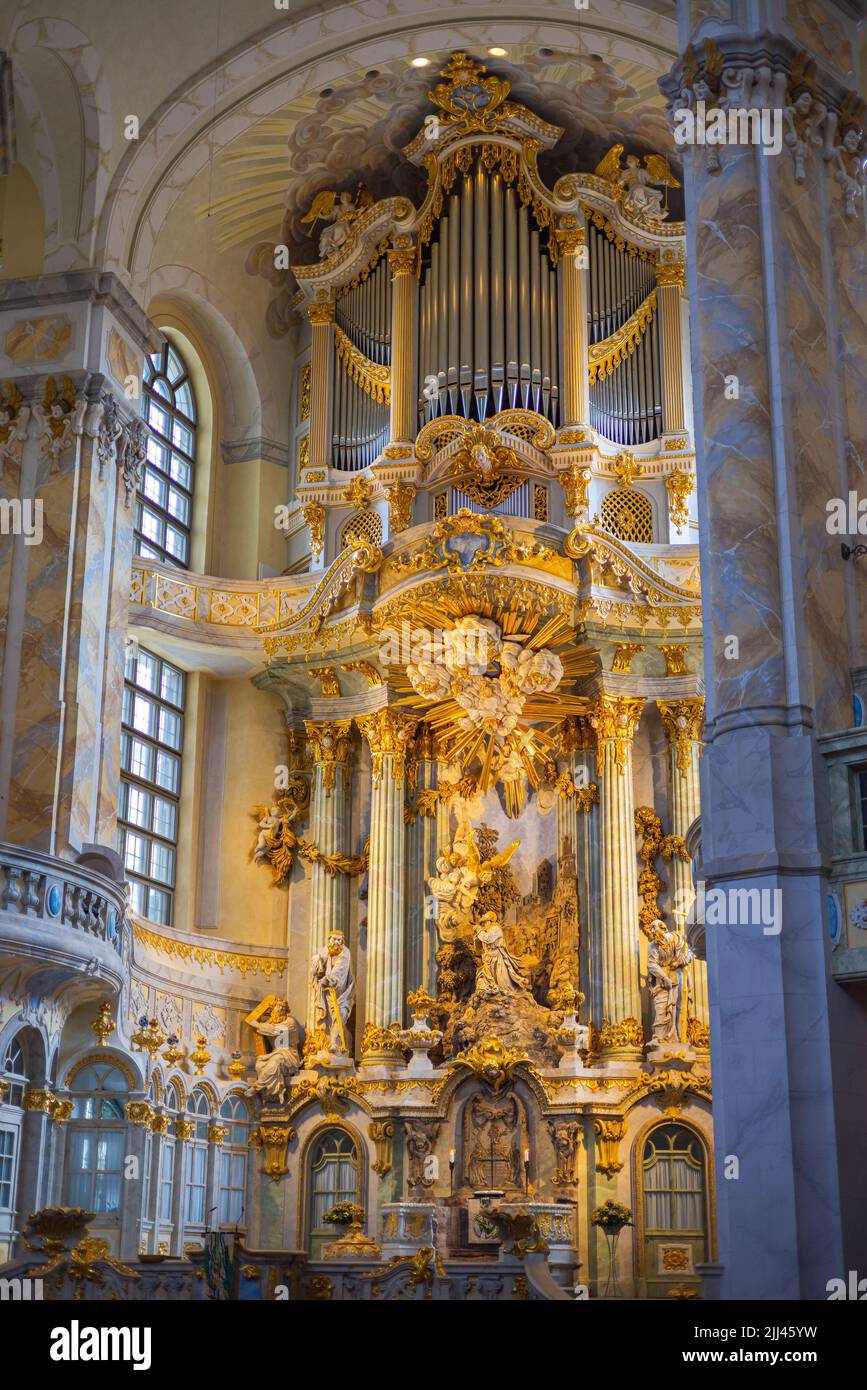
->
[250,796,300,887]
[301,182,374,259]
[32,375,85,473]
[594,146,680,224]
[783,55,827,184]
[0,382,30,478]
[827,95,866,219]
[248,1000,302,1105]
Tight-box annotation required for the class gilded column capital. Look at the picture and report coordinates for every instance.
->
[357,708,420,787]
[656,698,704,778]
[306,299,336,326]
[555,221,586,256]
[559,463,592,520]
[589,694,644,774]
[387,246,416,276]
[305,719,354,796]
[655,261,686,290]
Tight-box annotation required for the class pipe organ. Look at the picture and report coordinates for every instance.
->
[331,257,392,469]
[586,219,663,445]
[417,159,560,426]
[292,52,691,542]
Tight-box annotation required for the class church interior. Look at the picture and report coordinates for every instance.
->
[0,0,865,1305]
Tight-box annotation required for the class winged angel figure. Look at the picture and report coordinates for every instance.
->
[594,145,680,224]
[301,182,374,259]
[250,796,300,887]
[428,811,518,940]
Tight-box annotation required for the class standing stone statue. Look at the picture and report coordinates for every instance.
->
[310,930,355,1055]
[646,918,694,1043]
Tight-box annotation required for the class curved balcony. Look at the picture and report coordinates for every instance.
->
[0,842,127,991]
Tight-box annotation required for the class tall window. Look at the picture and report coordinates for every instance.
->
[218,1095,249,1227]
[307,1127,360,1257]
[0,1037,27,1261]
[118,644,185,925]
[65,1062,129,1217]
[138,343,196,568]
[184,1089,211,1227]
[642,1123,706,1234]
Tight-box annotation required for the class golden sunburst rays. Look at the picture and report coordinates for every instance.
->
[385,596,597,803]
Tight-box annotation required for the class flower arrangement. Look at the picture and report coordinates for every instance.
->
[323,1202,365,1228]
[590,1200,633,1234]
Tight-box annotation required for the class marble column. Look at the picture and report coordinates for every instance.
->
[560,717,600,1027]
[357,709,419,1030]
[556,218,590,427]
[304,719,353,1030]
[306,299,334,469]
[657,697,708,1035]
[405,725,439,997]
[387,244,416,445]
[592,694,644,1058]
[661,12,867,1297]
[0,272,158,857]
[655,259,687,436]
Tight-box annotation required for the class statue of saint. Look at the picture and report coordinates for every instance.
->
[646,918,694,1043]
[310,930,355,1054]
[248,1000,302,1104]
[473,911,529,998]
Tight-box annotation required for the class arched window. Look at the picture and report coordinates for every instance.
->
[600,486,654,543]
[184,1089,211,1227]
[306,1127,360,1258]
[0,1036,28,1261]
[139,342,196,569]
[64,1062,130,1216]
[218,1095,249,1227]
[1,1038,26,1109]
[640,1122,708,1295]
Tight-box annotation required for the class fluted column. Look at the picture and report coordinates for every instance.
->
[357,709,419,1029]
[387,244,416,444]
[405,725,439,997]
[655,259,687,435]
[560,717,600,1026]
[306,298,335,468]
[304,720,353,1027]
[591,695,644,1058]
[556,218,590,426]
[657,698,707,1036]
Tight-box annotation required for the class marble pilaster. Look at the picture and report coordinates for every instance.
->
[405,727,439,998]
[662,11,867,1297]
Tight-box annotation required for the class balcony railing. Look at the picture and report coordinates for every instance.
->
[0,842,126,955]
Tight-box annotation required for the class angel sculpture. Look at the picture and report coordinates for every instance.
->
[0,382,30,477]
[250,796,300,887]
[301,182,374,259]
[450,424,520,482]
[594,145,680,224]
[406,614,563,746]
[428,813,518,939]
[783,56,827,184]
[827,96,866,219]
[31,375,85,473]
